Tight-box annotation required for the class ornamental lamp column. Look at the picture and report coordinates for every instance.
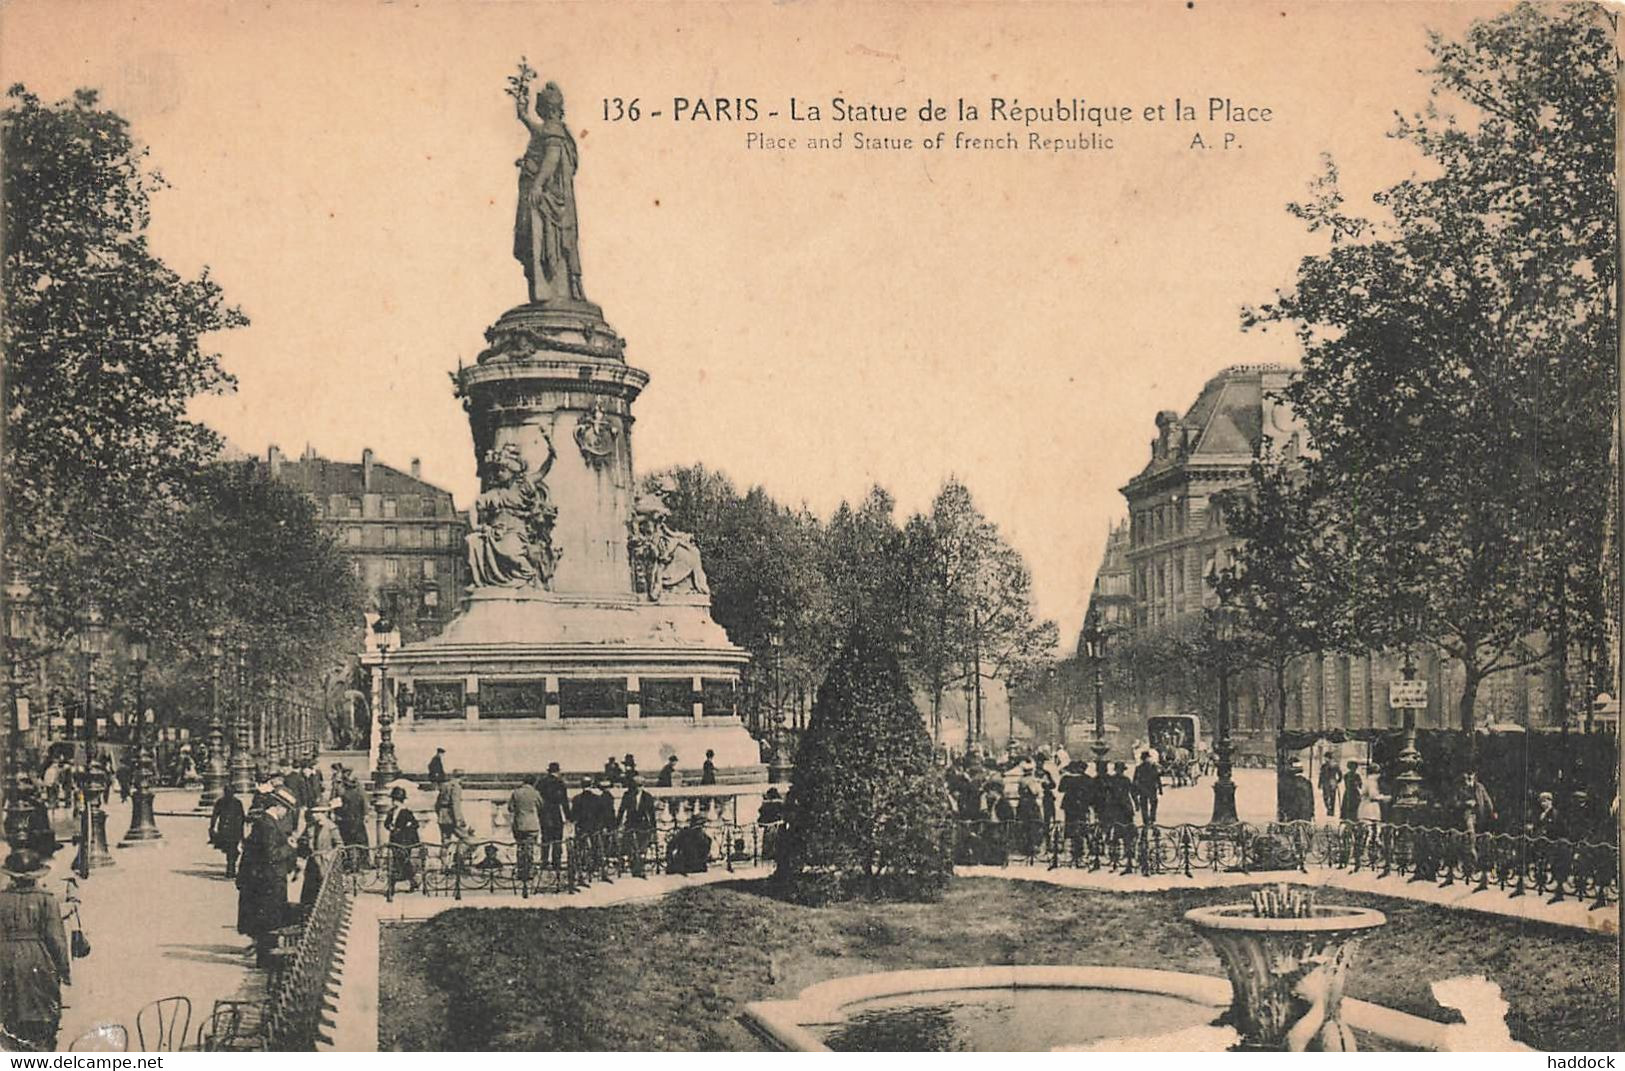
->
[766,617,791,784]
[77,603,115,875]
[1082,606,1110,778]
[3,579,37,850]
[229,639,254,796]
[1209,604,1239,826]
[1388,652,1429,825]
[371,620,401,789]
[199,628,228,807]
[121,634,162,844]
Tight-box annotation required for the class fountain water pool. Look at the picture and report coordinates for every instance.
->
[743,964,1454,1052]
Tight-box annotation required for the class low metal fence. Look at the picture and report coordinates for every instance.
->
[954,818,1620,909]
[335,820,779,901]
[262,847,349,1050]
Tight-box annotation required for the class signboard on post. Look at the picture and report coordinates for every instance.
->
[1389,680,1428,709]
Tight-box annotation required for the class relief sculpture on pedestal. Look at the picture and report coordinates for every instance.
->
[466,438,562,590]
[629,478,710,601]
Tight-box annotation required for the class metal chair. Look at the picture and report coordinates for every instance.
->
[69,1024,128,1051]
[136,995,192,1052]
[196,999,267,1051]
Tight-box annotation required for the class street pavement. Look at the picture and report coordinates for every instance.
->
[1154,765,1279,826]
[37,787,257,1052]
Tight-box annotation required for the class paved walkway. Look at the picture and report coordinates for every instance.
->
[39,787,254,1052]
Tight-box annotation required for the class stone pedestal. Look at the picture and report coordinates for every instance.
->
[368,298,757,784]
[1185,902,1386,1051]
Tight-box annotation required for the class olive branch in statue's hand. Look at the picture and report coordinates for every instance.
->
[506,58,538,103]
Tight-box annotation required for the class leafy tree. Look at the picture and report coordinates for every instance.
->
[821,486,913,646]
[1213,446,1328,807]
[775,619,953,901]
[1009,655,1095,750]
[1245,5,1615,734]
[647,464,836,727]
[2,86,245,641]
[130,462,363,719]
[903,478,1058,746]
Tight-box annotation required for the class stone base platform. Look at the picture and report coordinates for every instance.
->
[380,716,764,785]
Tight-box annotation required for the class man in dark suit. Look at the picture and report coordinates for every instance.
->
[621,754,639,788]
[1280,759,1317,823]
[667,814,712,875]
[1132,751,1162,826]
[539,762,572,870]
[1058,760,1095,865]
[571,776,609,884]
[618,774,658,877]
[209,790,247,878]
[657,754,680,788]
[283,765,309,811]
[428,748,447,784]
[337,771,370,851]
[1103,762,1138,869]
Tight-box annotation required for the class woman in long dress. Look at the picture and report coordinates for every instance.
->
[0,849,71,1051]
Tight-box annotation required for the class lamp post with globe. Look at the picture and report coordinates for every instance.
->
[4,579,37,850]
[121,633,162,844]
[1081,605,1110,778]
[1207,602,1240,826]
[77,603,115,876]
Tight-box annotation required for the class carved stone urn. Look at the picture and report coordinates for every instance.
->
[1185,889,1386,1052]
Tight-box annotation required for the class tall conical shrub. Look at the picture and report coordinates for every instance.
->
[776,620,953,901]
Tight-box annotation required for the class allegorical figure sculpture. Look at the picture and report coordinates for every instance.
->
[509,62,585,305]
[467,439,562,590]
[629,477,710,601]
[573,399,619,465]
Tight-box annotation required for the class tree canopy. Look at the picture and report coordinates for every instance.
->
[1243,4,1616,732]
[3,85,245,640]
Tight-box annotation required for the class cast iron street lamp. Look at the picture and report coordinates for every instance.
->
[372,618,401,787]
[1209,603,1239,825]
[1388,651,1428,823]
[4,579,37,849]
[229,639,254,795]
[77,603,115,875]
[767,615,791,784]
[1081,605,1110,778]
[199,627,227,807]
[121,634,162,844]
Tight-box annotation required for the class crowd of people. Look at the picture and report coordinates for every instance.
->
[204,760,372,967]
[493,752,747,884]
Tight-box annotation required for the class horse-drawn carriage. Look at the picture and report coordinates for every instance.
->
[1148,714,1204,787]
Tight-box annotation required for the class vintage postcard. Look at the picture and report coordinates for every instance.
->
[0,0,1618,1056]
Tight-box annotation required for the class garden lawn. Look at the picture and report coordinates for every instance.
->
[377,877,1619,1051]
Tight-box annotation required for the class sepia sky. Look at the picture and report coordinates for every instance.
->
[1,0,1506,647]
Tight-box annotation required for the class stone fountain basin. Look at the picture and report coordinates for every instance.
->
[742,964,1454,1051]
[1184,904,1388,934]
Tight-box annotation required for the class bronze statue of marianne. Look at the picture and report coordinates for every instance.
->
[513,78,586,305]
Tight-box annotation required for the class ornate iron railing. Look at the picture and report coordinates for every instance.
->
[954,818,1620,909]
[336,820,777,901]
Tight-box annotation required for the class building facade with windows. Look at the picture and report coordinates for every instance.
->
[266,445,469,644]
[1105,362,1572,747]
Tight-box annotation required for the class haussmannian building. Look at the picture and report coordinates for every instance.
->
[264,445,469,645]
[1101,362,1574,751]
